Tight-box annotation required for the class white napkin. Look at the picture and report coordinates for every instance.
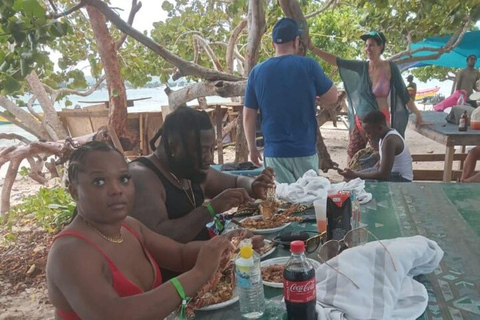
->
[275,170,372,204]
[315,236,444,320]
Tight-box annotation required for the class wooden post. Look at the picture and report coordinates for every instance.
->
[139,113,144,154]
[443,145,455,182]
[215,105,224,164]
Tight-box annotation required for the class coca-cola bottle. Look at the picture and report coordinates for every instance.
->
[283,240,317,320]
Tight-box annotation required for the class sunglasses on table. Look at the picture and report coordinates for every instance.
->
[273,231,325,253]
[317,228,397,289]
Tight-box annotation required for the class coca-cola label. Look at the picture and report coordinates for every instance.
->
[283,278,316,303]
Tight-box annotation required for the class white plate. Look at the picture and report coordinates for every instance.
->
[260,257,321,288]
[239,215,291,234]
[197,288,239,311]
[257,239,276,259]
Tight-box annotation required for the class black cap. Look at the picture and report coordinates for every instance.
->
[272,18,303,44]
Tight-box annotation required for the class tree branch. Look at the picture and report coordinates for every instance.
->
[115,0,142,49]
[82,0,243,82]
[212,42,245,64]
[0,133,32,145]
[173,30,204,47]
[26,94,42,121]
[26,156,48,185]
[0,96,50,140]
[305,0,338,19]
[226,19,247,73]
[47,2,85,19]
[165,80,247,108]
[192,35,223,71]
[42,75,106,99]
[391,18,471,64]
[26,71,68,140]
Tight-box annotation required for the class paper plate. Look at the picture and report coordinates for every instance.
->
[239,215,291,234]
[257,239,276,259]
[197,288,239,311]
[260,257,322,288]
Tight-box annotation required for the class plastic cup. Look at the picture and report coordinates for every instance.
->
[314,195,327,234]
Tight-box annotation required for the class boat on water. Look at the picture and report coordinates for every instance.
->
[0,115,11,125]
[415,87,441,101]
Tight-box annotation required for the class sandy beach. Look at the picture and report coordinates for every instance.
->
[0,117,472,319]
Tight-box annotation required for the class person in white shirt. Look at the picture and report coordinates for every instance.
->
[339,110,413,182]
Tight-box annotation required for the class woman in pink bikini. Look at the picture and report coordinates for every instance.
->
[311,31,426,163]
[46,141,252,319]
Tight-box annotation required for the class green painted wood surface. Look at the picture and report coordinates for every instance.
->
[194,182,480,319]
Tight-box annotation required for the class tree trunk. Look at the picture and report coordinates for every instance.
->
[235,0,266,163]
[86,6,128,138]
[26,71,69,140]
[1,159,20,215]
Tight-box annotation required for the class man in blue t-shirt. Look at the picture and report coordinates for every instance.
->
[243,18,338,183]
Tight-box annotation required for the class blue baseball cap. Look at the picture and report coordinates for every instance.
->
[272,18,303,44]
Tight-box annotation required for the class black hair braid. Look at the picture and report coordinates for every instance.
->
[149,106,213,166]
[67,141,124,221]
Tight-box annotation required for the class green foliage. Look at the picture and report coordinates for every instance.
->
[5,187,75,233]
[0,0,71,94]
[18,166,30,177]
[413,65,457,85]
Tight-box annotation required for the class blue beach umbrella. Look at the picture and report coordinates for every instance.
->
[399,30,480,70]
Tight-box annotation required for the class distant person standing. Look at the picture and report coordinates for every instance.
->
[455,54,480,108]
[243,18,338,184]
[311,31,426,163]
[406,75,417,100]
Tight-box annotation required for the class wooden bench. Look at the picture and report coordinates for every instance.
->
[412,153,469,181]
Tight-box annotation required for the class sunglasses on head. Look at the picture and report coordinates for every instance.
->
[317,228,397,289]
[274,231,325,253]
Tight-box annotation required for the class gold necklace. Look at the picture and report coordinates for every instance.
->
[152,153,197,209]
[81,217,123,244]
[170,172,197,209]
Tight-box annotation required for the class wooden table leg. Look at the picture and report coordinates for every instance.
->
[443,145,455,182]
[215,106,224,164]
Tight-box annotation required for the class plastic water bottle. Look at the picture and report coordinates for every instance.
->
[235,239,265,319]
[351,194,361,229]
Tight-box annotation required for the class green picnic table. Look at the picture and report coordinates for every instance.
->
[195,182,480,319]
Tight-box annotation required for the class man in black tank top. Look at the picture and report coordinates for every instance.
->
[128,107,275,244]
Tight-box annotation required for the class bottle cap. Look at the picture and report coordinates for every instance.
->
[239,245,253,259]
[290,240,305,253]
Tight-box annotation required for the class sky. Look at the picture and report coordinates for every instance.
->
[108,0,166,33]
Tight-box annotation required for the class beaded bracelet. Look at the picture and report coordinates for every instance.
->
[170,277,190,320]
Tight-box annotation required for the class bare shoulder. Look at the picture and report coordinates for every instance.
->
[48,234,104,276]
[123,216,144,236]
[128,160,165,192]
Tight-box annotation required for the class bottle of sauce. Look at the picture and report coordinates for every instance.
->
[459,111,468,131]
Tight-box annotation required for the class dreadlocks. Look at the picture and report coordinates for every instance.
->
[150,106,213,171]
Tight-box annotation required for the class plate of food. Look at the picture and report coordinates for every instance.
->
[197,288,239,311]
[260,257,322,288]
[239,215,292,234]
[256,239,277,259]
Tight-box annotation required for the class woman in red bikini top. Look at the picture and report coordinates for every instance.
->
[46,141,233,319]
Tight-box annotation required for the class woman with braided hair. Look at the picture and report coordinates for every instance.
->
[47,141,235,319]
